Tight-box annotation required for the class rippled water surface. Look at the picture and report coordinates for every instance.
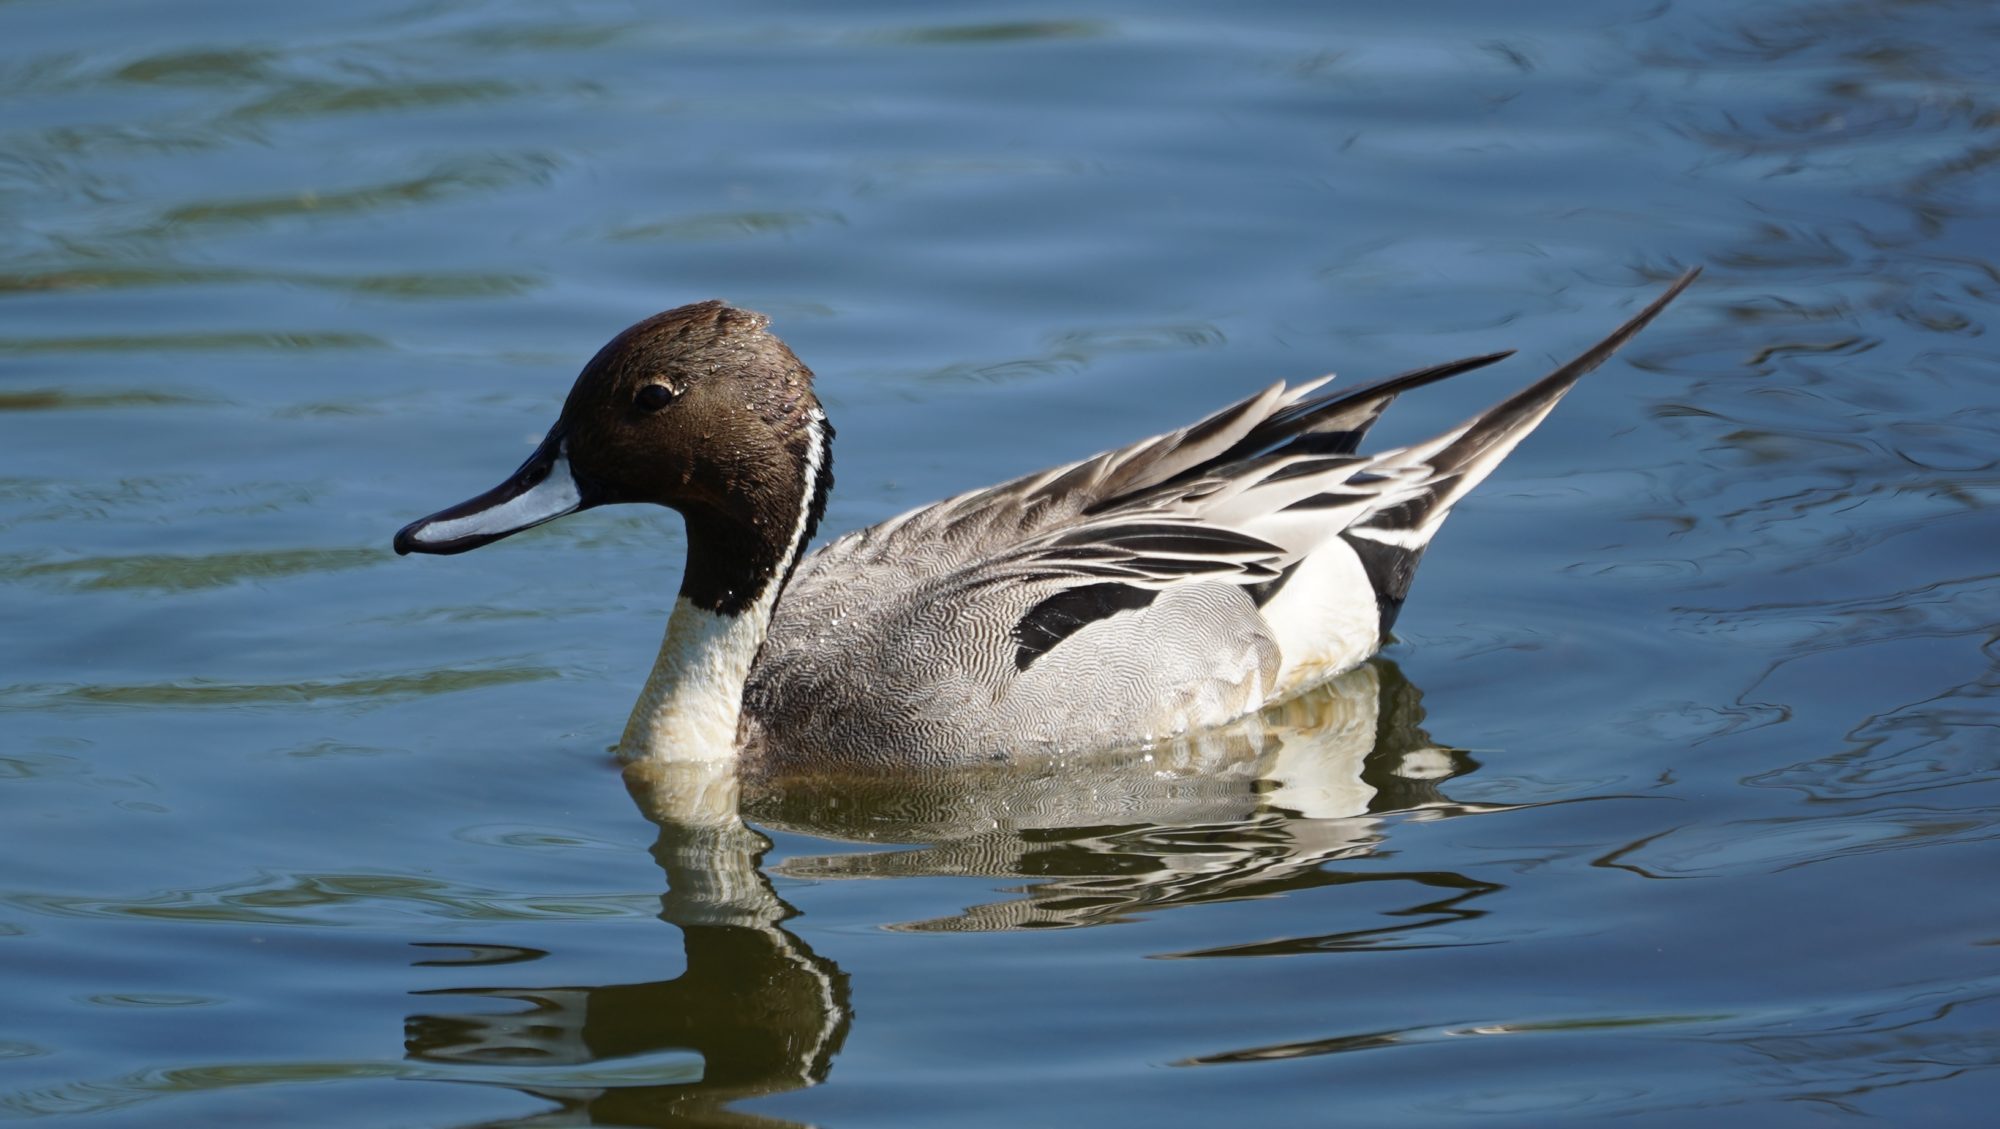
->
[6,0,2000,1125]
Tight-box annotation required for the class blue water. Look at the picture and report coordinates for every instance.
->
[5,0,2000,1124]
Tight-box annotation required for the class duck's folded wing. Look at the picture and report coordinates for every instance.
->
[951,267,1704,686]
[798,348,1514,595]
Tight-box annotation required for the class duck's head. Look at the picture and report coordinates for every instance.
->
[394,301,829,601]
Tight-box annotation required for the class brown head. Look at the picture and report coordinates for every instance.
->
[394,301,833,615]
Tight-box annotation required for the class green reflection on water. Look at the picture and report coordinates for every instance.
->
[32,666,555,708]
[156,154,557,228]
[0,331,383,354]
[873,20,1105,44]
[231,79,522,121]
[608,209,846,242]
[11,547,383,590]
[0,389,211,412]
[112,48,277,87]
[0,265,540,298]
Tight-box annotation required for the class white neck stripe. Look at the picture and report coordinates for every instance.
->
[782,407,828,577]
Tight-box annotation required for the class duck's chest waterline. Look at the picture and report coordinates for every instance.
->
[620,596,776,763]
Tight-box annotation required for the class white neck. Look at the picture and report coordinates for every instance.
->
[618,593,778,763]
[617,408,827,766]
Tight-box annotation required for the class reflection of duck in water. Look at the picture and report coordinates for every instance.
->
[627,660,1496,936]
[403,819,848,1129]
[404,663,1489,1126]
[744,661,1457,840]
[395,273,1695,777]
[739,661,1497,935]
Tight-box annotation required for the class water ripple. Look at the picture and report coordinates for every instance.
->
[0,331,383,354]
[1678,572,2000,800]
[6,870,658,928]
[605,208,846,242]
[0,264,541,298]
[0,388,211,412]
[4,547,384,591]
[0,666,556,711]
[156,153,561,230]
[1598,804,2000,878]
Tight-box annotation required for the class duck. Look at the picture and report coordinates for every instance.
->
[395,269,1698,775]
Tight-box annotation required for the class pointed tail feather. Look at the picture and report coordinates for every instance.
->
[1077,344,1517,516]
[1246,348,1519,458]
[1140,347,1518,510]
[1345,268,1701,623]
[1424,267,1701,487]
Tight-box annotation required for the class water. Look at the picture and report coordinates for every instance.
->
[5,0,1999,1124]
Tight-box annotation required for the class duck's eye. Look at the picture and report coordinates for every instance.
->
[634,384,678,413]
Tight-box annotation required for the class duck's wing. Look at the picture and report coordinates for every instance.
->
[903,267,1702,689]
[794,347,1517,599]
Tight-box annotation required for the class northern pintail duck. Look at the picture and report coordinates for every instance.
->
[396,270,1698,773]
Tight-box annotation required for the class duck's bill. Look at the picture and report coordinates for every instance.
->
[394,431,595,555]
